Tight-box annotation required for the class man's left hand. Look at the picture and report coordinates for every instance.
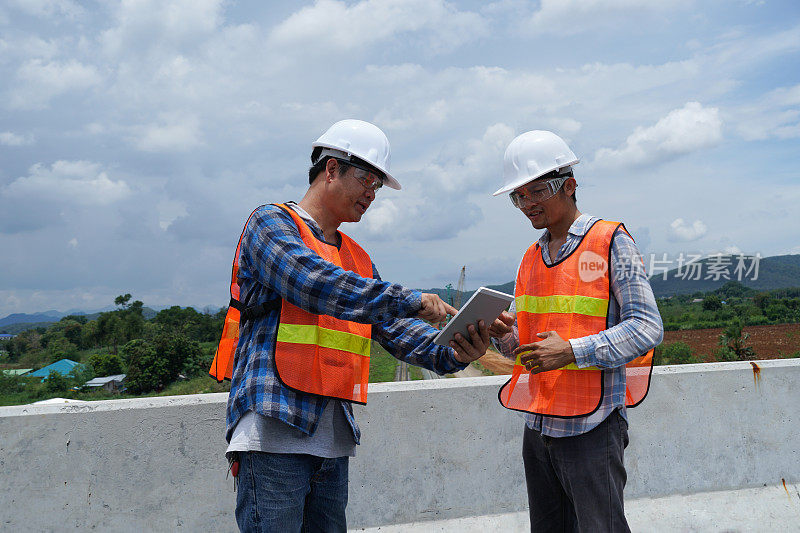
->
[450,320,491,364]
[513,331,575,374]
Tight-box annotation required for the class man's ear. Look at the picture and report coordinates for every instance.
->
[325,158,338,182]
[563,176,577,196]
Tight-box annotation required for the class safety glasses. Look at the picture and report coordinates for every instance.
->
[335,158,384,192]
[509,176,566,208]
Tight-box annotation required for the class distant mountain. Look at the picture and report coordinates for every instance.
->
[418,254,800,303]
[0,306,159,332]
[648,254,800,297]
[0,321,57,335]
[0,311,62,328]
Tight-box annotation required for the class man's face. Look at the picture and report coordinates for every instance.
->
[511,176,575,230]
[328,160,380,223]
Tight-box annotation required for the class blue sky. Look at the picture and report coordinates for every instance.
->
[1,0,799,316]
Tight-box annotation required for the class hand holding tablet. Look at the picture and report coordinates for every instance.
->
[433,287,514,347]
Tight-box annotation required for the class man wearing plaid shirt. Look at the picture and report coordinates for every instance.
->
[225,120,491,533]
[489,131,663,532]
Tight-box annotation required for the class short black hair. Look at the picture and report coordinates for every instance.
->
[308,147,351,184]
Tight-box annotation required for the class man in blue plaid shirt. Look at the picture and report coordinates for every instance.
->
[489,131,663,532]
[225,120,492,533]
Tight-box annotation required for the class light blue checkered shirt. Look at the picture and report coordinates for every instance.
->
[494,214,663,437]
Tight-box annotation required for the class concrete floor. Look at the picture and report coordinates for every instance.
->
[352,483,800,532]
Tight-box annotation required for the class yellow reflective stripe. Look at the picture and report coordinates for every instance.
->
[277,323,371,358]
[563,362,601,370]
[515,294,608,317]
[513,357,600,371]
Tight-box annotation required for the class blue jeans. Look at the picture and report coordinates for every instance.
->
[235,451,349,533]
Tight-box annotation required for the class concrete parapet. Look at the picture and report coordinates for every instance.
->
[1,359,798,531]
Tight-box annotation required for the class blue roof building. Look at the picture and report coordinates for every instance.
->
[0,333,15,340]
[28,359,82,381]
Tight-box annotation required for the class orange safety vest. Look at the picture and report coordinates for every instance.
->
[209,204,374,404]
[498,220,653,418]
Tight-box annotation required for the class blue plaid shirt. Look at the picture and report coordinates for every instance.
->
[494,214,663,437]
[225,202,467,443]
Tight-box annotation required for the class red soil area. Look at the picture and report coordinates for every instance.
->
[663,323,800,361]
[476,323,800,373]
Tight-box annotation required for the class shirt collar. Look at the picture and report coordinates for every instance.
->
[537,213,595,247]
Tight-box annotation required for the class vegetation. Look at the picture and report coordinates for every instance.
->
[654,342,699,365]
[0,294,428,405]
[3,281,799,404]
[0,295,226,405]
[656,281,800,331]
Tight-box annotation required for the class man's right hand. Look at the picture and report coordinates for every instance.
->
[418,293,458,323]
[488,311,515,338]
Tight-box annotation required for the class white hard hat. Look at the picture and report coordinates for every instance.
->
[312,119,400,190]
[492,130,579,196]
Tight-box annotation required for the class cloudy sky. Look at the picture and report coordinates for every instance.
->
[1,0,799,316]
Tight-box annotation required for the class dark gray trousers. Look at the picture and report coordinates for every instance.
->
[522,409,630,533]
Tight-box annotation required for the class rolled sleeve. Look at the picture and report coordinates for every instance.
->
[569,336,596,368]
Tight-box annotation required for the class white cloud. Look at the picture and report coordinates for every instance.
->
[8,59,101,109]
[100,0,224,56]
[360,200,400,236]
[724,245,742,255]
[157,199,188,231]
[593,102,722,168]
[134,115,202,152]
[425,122,516,193]
[0,35,60,63]
[525,0,693,35]
[6,0,83,20]
[0,131,34,146]
[668,218,708,242]
[1,0,800,316]
[3,160,130,206]
[734,83,800,141]
[270,0,484,54]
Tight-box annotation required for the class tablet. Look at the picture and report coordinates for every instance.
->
[433,287,514,347]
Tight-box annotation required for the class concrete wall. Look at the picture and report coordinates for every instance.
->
[1,359,798,531]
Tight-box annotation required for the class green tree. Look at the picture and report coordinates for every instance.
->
[88,352,124,376]
[765,303,790,322]
[122,339,167,393]
[718,319,755,360]
[46,335,78,362]
[68,364,94,390]
[654,342,698,365]
[0,372,26,394]
[44,369,69,393]
[152,333,201,380]
[181,342,213,378]
[702,294,722,311]
[115,293,132,309]
[81,319,100,348]
[714,281,752,299]
[97,312,125,354]
[753,292,771,312]
[153,306,222,342]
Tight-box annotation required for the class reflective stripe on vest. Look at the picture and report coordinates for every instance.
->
[498,219,654,417]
